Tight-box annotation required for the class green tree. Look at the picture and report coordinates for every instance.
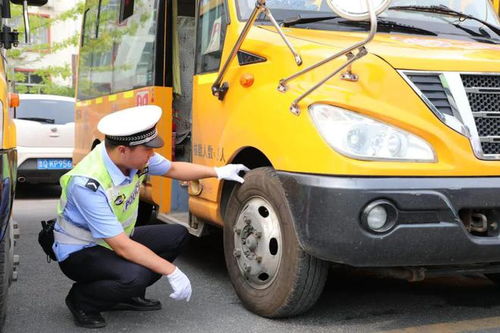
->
[7,2,85,97]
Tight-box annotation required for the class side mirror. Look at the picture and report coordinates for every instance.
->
[8,0,48,44]
[326,0,392,21]
[10,0,47,6]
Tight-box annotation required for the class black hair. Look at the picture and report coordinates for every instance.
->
[104,138,138,151]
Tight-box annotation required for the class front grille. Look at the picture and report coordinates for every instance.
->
[461,74,500,156]
[467,92,500,112]
[406,74,453,116]
[481,142,500,155]
[476,118,500,136]
[462,74,500,88]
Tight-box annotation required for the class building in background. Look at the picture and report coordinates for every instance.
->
[9,0,82,95]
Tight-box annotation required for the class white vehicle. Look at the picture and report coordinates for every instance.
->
[13,94,75,184]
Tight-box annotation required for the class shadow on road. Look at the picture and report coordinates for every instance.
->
[10,185,500,332]
[182,228,500,331]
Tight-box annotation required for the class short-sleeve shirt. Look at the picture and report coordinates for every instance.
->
[53,147,171,261]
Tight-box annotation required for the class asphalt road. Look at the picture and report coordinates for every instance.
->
[5,184,500,333]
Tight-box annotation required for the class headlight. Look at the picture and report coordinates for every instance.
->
[309,104,436,162]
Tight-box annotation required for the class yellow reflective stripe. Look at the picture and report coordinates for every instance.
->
[95,97,103,104]
[123,91,134,99]
[108,94,118,101]
[76,100,90,106]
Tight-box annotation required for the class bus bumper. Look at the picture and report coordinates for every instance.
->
[278,172,500,267]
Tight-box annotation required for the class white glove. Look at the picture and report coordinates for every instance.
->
[167,267,192,302]
[214,164,249,183]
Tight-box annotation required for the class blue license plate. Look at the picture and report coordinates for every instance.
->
[37,159,72,170]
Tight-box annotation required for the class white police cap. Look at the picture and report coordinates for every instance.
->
[97,105,164,148]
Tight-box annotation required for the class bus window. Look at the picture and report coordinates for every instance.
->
[77,0,160,100]
[90,0,119,97]
[77,4,99,100]
[195,0,228,74]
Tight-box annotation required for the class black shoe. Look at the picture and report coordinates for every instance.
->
[109,297,162,311]
[65,294,106,328]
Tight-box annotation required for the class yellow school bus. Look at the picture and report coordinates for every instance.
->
[0,0,47,326]
[75,0,500,317]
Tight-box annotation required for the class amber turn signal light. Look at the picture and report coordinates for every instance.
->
[9,93,19,108]
[240,73,254,88]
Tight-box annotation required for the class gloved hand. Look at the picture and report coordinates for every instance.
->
[167,267,192,302]
[214,164,250,183]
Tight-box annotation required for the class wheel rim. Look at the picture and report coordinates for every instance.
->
[232,196,283,289]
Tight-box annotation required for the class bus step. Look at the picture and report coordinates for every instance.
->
[157,212,206,237]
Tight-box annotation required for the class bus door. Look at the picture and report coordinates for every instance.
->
[190,0,231,224]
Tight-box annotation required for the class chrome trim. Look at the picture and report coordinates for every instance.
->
[465,87,500,94]
[481,137,500,142]
[285,0,378,115]
[400,70,500,161]
[474,112,500,118]
[263,7,302,65]
[442,72,482,157]
[212,0,301,99]
[398,71,447,123]
[22,0,30,44]
[290,48,366,116]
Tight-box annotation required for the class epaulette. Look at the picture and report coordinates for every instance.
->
[85,179,100,192]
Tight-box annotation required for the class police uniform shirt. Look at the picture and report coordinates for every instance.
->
[53,146,171,261]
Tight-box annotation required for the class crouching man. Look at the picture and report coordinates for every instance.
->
[53,105,248,328]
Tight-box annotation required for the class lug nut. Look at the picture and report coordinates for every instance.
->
[234,228,241,235]
[233,249,241,258]
[256,256,262,263]
[255,231,262,238]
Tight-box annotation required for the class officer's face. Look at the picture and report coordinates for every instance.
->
[121,145,155,169]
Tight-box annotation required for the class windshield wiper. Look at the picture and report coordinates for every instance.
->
[17,117,55,124]
[389,5,500,35]
[339,19,437,36]
[281,15,340,27]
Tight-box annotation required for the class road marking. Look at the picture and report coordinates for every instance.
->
[381,316,500,333]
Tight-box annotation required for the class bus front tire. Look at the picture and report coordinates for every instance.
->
[223,167,328,318]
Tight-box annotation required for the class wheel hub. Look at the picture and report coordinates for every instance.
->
[233,196,282,289]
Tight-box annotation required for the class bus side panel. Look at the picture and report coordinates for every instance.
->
[150,87,173,215]
[0,57,15,241]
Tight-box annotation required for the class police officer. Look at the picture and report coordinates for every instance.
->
[53,105,248,328]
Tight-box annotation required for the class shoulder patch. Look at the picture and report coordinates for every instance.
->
[85,179,100,192]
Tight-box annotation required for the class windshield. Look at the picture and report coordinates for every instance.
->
[236,0,500,42]
[15,99,75,125]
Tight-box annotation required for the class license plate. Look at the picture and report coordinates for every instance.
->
[37,159,72,170]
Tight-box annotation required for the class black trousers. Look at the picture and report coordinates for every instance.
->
[59,224,189,312]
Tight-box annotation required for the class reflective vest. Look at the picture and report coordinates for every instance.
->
[55,143,146,250]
